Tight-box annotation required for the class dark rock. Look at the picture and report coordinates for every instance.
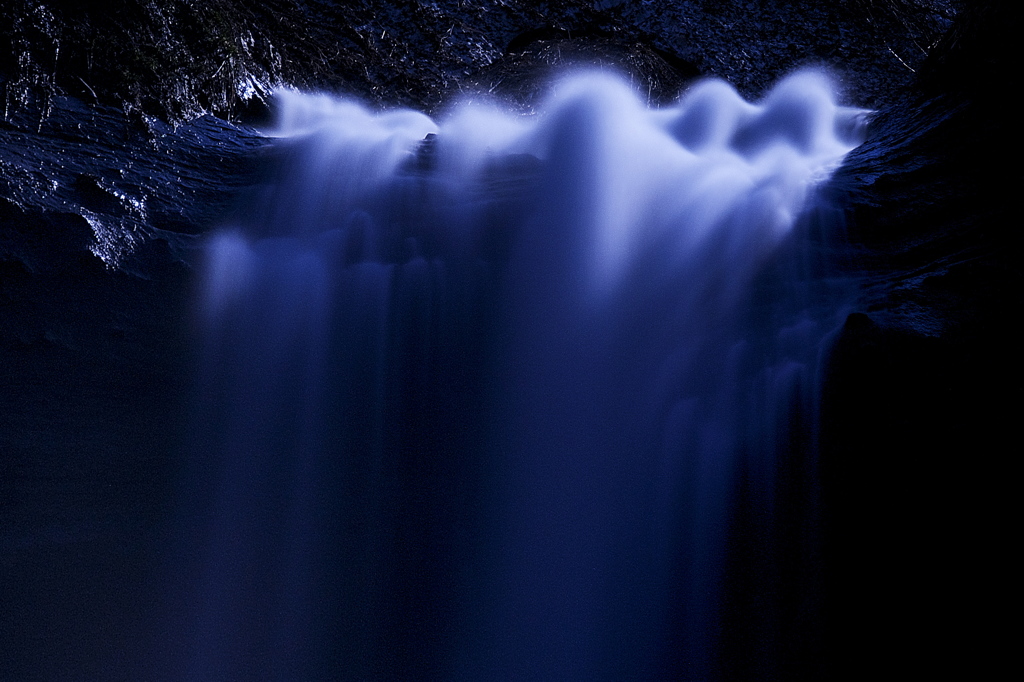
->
[463,32,699,112]
[817,2,1019,676]
[0,92,270,271]
[2,1,958,124]
[0,92,270,648]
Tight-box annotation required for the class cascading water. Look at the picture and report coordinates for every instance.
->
[164,69,866,680]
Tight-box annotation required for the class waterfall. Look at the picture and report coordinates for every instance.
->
[165,69,866,680]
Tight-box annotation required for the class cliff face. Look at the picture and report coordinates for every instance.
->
[2,1,1014,679]
[2,0,955,121]
[818,4,1018,676]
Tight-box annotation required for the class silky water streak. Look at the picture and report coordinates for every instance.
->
[172,69,867,680]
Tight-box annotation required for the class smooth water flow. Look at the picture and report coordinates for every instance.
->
[171,70,865,680]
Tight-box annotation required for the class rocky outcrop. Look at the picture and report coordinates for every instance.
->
[2,1,956,123]
[0,100,272,680]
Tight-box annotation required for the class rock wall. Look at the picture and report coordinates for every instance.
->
[2,0,957,122]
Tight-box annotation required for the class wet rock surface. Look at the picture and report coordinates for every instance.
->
[2,0,956,122]
[0,92,273,678]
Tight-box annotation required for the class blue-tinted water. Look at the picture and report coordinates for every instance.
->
[167,70,864,680]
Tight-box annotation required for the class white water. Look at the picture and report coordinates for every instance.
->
[174,70,865,680]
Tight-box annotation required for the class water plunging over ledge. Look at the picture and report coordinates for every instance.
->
[163,69,866,681]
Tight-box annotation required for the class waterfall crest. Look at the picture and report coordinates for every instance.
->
[171,69,866,680]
